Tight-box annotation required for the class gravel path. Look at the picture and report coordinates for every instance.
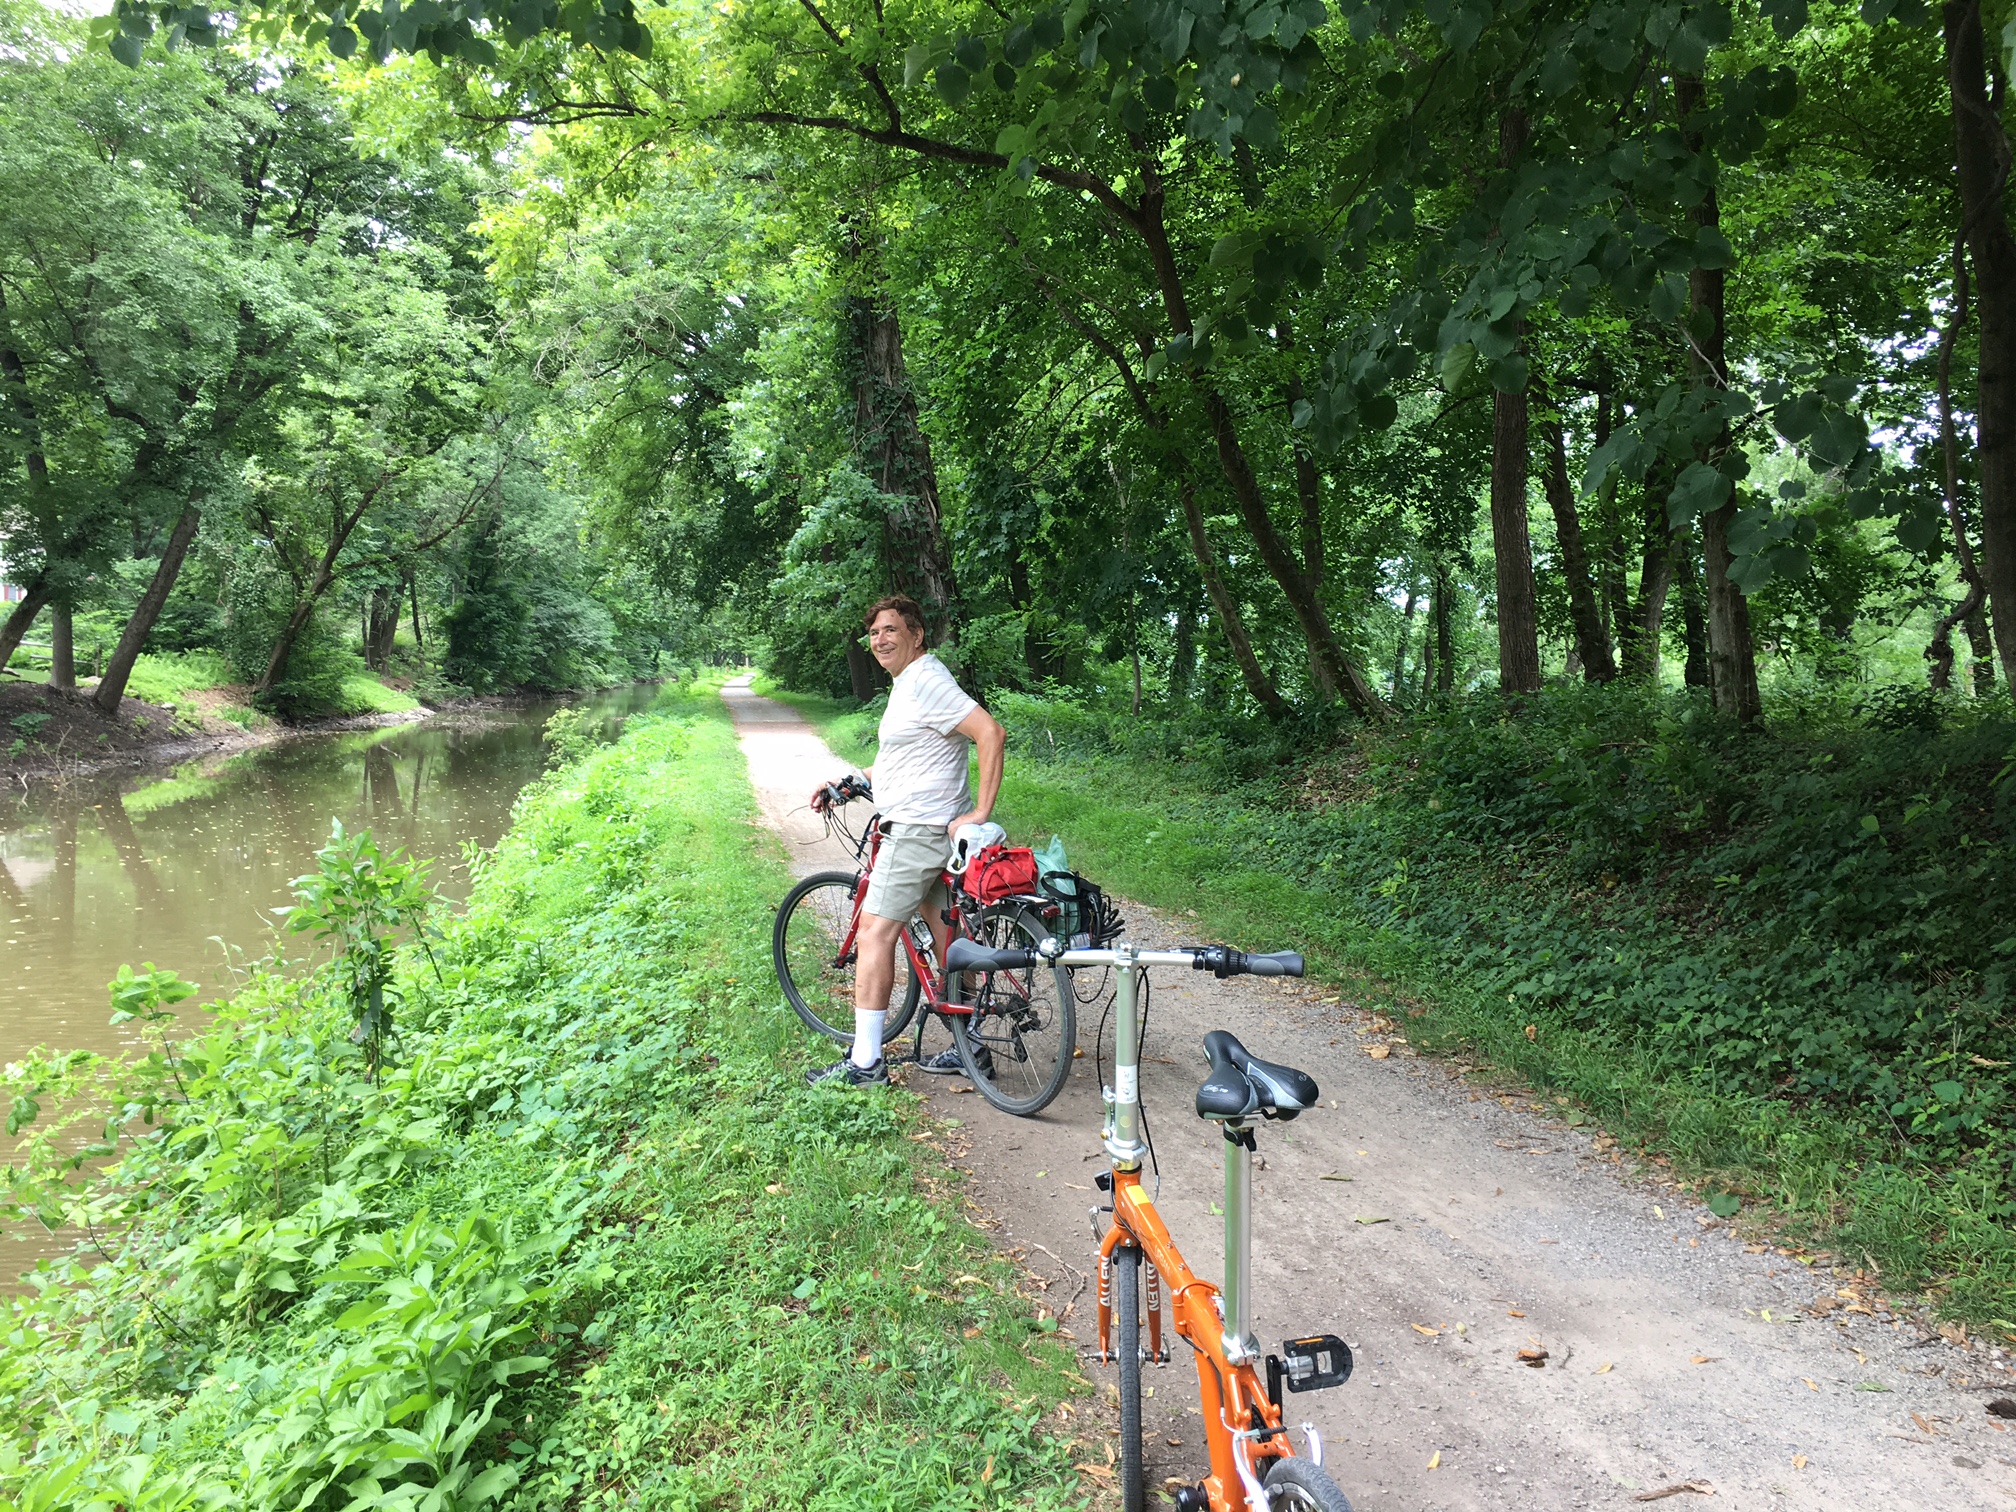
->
[724,676,2014,1510]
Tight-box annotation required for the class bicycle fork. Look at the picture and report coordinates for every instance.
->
[1095,1234,1168,1366]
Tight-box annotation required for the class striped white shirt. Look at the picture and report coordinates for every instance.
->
[875,654,980,826]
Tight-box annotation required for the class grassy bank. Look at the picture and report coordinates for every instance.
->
[0,684,1090,1508]
[775,678,2016,1325]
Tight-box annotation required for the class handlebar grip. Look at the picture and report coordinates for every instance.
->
[1242,951,1305,978]
[945,937,1038,974]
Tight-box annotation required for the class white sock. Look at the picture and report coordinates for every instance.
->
[851,1010,885,1068]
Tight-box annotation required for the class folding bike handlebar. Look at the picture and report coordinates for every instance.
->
[944,937,1304,980]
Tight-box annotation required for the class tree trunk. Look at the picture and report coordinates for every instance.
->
[844,635,878,702]
[409,575,424,651]
[1176,479,1289,719]
[1391,591,1417,701]
[1681,75,1763,722]
[0,578,52,673]
[1944,0,2016,689]
[1490,378,1542,693]
[1432,561,1455,693]
[1618,490,1675,682]
[365,585,401,672]
[1966,605,1997,692]
[1287,373,1341,703]
[1170,590,1197,706]
[843,251,959,641]
[1487,108,1543,696]
[259,597,319,693]
[1131,191,1384,717]
[1538,397,1617,681]
[91,504,201,715]
[46,599,74,690]
[1675,536,1711,688]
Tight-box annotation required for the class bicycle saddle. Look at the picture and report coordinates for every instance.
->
[1195,1029,1320,1122]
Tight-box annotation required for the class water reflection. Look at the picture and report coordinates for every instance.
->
[0,683,662,1067]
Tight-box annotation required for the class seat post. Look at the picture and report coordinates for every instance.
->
[1221,1123,1259,1361]
[1102,942,1147,1171]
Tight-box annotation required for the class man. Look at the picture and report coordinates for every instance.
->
[806,595,1005,1087]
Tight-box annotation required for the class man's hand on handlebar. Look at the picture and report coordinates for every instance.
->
[809,774,871,813]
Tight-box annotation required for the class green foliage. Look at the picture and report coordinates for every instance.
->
[283,821,436,1078]
[0,689,1089,1509]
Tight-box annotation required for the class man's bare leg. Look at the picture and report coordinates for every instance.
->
[853,912,906,1068]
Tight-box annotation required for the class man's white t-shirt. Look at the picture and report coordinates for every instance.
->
[875,654,980,826]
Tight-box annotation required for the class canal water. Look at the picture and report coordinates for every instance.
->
[0,682,664,1070]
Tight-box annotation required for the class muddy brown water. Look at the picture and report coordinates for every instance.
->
[1,684,662,1062]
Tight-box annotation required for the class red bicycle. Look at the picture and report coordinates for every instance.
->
[771,777,1077,1114]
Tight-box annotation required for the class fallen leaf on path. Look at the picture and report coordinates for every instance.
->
[1165,1438,1182,1447]
[948,1084,973,1094]
[1426,1451,1441,1469]
[1354,1214,1390,1225]
[1412,1324,1441,1336]
[1073,1047,1084,1058]
[1319,1173,1354,1182]
[1690,1356,1720,1364]
[1525,1024,1538,1041]
[1632,1482,1715,1501]
[1911,1412,1940,1436]
[1516,1347,1549,1367]
[1801,1378,1819,1392]
[1985,1399,2016,1419]
[1595,1362,1613,1374]
[1792,1455,1807,1470]
[1539,1238,1560,1245]
[1366,1045,1391,1060]
[1074,1463,1113,1480]
[1507,1309,1526,1318]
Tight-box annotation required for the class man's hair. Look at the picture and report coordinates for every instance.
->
[862,595,927,636]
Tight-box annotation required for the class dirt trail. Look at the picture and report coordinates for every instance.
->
[723,676,2012,1510]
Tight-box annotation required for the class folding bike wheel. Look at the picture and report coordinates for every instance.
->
[950,901,1076,1115]
[772,869,923,1044]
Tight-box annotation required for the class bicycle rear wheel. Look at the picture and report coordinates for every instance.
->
[950,902,1075,1115]
[1113,1243,1143,1512]
[773,870,921,1044]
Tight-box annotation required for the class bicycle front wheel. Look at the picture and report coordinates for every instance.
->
[950,902,1075,1115]
[1113,1243,1144,1512]
[1263,1455,1354,1510]
[772,871,921,1044]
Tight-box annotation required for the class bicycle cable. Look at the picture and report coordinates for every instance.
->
[1090,966,1161,1199]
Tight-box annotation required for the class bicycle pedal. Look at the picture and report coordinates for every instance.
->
[1172,1485,1209,1512]
[1279,1334,1353,1392]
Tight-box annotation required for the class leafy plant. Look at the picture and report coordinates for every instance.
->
[8,711,50,739]
[282,820,434,1079]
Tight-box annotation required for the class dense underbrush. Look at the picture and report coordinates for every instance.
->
[0,686,1087,1509]
[774,675,2016,1318]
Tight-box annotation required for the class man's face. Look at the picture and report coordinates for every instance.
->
[866,610,924,672]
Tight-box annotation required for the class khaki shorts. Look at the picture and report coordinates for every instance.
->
[864,822,953,922]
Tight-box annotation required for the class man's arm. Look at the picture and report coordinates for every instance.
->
[946,706,1005,832]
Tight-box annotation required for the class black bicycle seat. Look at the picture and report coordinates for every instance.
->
[1195,1030,1320,1123]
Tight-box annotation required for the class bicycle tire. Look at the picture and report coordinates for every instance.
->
[1263,1455,1354,1510]
[772,870,921,1045]
[950,901,1075,1115]
[1113,1243,1144,1512]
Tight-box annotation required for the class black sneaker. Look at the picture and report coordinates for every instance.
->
[805,1056,889,1088]
[917,1044,993,1077]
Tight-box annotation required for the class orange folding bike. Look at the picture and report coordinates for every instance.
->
[947,935,1355,1512]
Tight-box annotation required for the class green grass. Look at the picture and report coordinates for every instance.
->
[335,671,421,716]
[0,681,1092,1509]
[121,649,237,708]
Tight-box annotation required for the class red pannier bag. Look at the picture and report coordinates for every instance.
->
[965,844,1040,903]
